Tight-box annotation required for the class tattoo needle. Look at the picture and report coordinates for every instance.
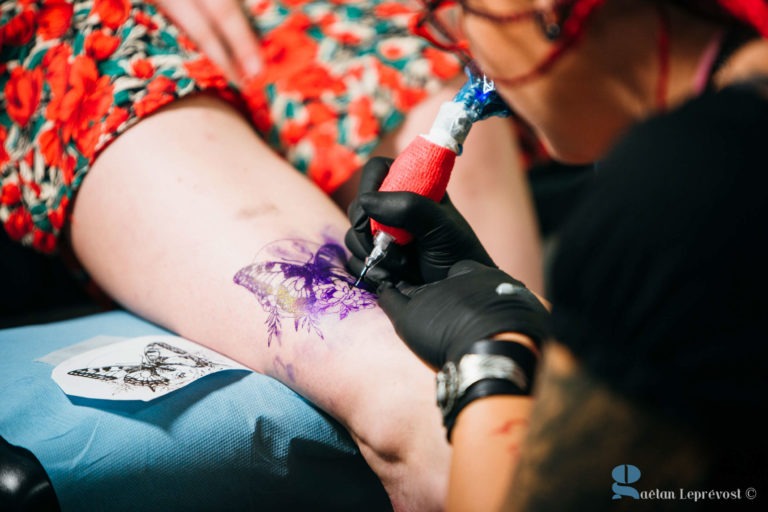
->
[354,231,394,287]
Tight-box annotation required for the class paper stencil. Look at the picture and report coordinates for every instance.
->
[52,335,250,401]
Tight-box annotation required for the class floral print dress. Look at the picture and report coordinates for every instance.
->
[0,0,461,253]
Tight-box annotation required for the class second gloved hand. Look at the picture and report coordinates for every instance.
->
[377,260,550,369]
[345,157,494,286]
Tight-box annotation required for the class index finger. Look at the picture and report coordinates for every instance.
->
[164,1,238,80]
[199,0,262,78]
[359,157,394,195]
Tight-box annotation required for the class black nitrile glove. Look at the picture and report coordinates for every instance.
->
[345,157,494,287]
[377,260,550,369]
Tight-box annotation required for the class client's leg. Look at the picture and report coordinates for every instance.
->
[70,96,448,511]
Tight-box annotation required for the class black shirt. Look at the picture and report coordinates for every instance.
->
[549,80,768,441]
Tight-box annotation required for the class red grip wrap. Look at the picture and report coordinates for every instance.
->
[371,135,457,245]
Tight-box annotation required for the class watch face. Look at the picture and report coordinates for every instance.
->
[436,362,458,415]
[436,372,448,409]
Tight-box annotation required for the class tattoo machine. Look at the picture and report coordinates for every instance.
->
[354,65,513,287]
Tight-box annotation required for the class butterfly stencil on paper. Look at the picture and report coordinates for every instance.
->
[233,239,377,346]
[67,341,217,394]
[52,336,250,401]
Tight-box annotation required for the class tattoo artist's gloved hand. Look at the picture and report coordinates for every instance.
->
[377,260,550,369]
[345,157,494,287]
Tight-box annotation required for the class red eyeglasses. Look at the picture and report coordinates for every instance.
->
[412,0,579,85]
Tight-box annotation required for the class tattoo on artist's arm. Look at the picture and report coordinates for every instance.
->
[508,343,711,512]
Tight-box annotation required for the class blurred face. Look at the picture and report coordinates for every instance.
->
[417,0,643,163]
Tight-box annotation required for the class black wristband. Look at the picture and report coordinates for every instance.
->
[442,339,538,442]
[462,339,538,380]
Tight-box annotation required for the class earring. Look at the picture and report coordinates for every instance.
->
[536,10,561,41]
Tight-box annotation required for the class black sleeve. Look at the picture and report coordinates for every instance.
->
[548,85,768,448]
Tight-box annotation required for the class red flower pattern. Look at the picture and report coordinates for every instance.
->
[280,64,345,98]
[39,128,63,168]
[348,96,379,144]
[1,0,461,253]
[43,43,72,106]
[134,10,158,31]
[259,13,318,81]
[33,229,56,252]
[104,106,130,134]
[307,130,361,192]
[0,125,9,167]
[1,9,36,47]
[131,58,155,79]
[183,57,228,90]
[53,56,114,158]
[48,195,68,231]
[85,30,121,61]
[0,181,21,206]
[93,0,130,30]
[4,207,32,241]
[423,47,461,80]
[374,2,414,17]
[134,75,177,117]
[4,66,43,127]
[38,0,73,40]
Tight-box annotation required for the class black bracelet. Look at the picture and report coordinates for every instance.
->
[467,339,538,379]
[443,339,538,442]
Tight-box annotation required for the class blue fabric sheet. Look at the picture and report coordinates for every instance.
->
[0,311,390,511]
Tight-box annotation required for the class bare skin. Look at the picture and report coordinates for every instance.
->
[464,0,741,163]
[446,333,537,512]
[68,73,540,508]
[70,96,444,511]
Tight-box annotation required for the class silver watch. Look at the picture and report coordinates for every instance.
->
[436,353,529,418]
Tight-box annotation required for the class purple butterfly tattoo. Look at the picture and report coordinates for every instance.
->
[234,239,376,346]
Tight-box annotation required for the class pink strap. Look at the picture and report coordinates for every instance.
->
[693,30,726,95]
